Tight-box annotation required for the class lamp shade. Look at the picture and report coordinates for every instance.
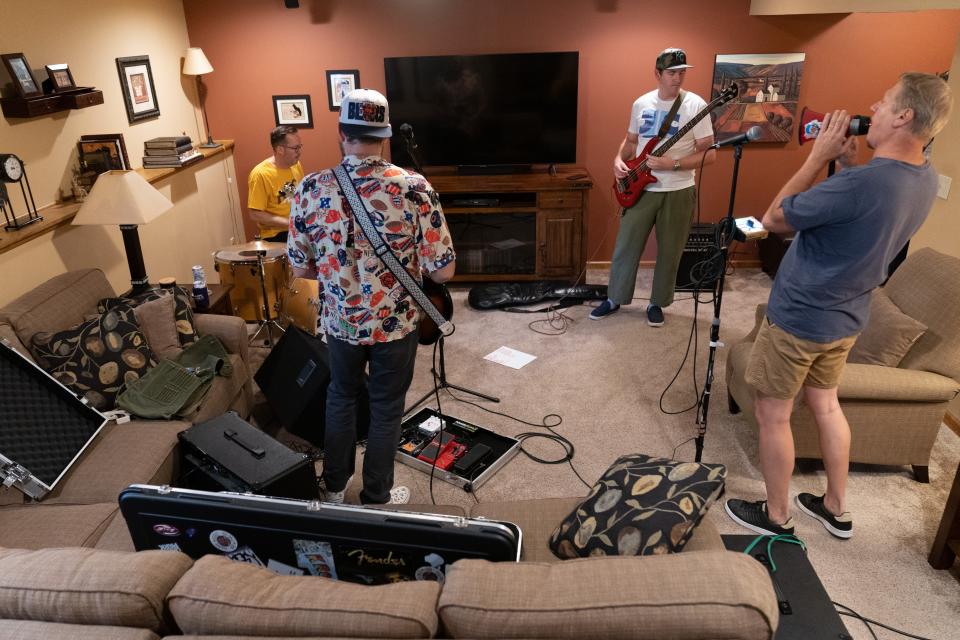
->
[182,47,214,76]
[72,170,173,226]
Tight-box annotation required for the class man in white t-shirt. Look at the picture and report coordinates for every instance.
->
[592,48,716,326]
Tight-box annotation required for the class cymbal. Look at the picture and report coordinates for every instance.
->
[215,240,286,262]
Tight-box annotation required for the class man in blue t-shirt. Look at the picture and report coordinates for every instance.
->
[726,73,953,541]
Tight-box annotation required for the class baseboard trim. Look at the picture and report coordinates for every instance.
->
[587,259,763,270]
[946,411,960,437]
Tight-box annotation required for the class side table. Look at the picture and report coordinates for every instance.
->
[195,282,232,316]
[929,460,960,569]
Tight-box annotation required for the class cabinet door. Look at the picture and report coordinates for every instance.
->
[537,209,580,277]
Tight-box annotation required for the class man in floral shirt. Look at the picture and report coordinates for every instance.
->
[288,89,456,505]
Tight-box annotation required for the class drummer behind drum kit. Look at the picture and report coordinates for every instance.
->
[213,240,320,345]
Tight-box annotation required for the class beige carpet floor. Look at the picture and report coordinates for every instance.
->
[250,267,960,640]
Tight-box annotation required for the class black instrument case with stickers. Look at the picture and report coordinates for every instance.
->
[0,339,109,500]
[177,411,317,500]
[118,483,521,585]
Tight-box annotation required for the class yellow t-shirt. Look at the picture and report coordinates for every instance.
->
[247,158,304,238]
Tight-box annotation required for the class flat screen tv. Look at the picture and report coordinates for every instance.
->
[384,51,578,171]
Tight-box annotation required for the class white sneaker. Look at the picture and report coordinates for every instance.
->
[320,474,353,504]
[389,486,411,505]
[321,489,345,504]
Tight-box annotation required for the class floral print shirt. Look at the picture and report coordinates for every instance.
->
[287,155,455,345]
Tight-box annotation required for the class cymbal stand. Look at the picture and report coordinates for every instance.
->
[249,249,285,347]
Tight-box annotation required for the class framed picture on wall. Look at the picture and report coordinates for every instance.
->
[1,52,43,98]
[45,64,76,92]
[116,55,160,123]
[710,53,805,143]
[273,94,314,128]
[326,69,359,111]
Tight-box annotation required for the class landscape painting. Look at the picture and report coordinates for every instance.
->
[711,53,805,143]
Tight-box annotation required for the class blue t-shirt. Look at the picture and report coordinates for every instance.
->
[767,157,937,342]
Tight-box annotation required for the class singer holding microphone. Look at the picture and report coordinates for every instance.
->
[726,73,953,541]
[591,47,715,327]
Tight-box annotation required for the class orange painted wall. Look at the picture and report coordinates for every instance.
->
[182,0,960,261]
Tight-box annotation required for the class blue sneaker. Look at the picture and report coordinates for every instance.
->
[589,300,620,320]
[646,305,664,327]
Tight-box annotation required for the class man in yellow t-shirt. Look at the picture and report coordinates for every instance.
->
[247,125,304,242]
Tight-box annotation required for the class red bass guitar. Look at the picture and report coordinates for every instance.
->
[613,84,739,209]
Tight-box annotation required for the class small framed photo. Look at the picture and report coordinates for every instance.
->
[1,52,42,98]
[116,55,160,124]
[273,94,313,128]
[326,69,359,111]
[45,64,76,92]
[78,134,131,176]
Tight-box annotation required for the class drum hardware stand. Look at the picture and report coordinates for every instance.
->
[695,142,750,463]
[249,249,285,347]
[406,336,499,414]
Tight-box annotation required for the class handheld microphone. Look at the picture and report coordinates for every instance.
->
[711,126,763,149]
[799,108,871,144]
[399,123,418,148]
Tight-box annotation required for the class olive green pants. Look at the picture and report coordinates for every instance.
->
[607,187,695,307]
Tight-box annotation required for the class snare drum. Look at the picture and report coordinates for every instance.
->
[281,277,321,335]
[214,241,288,322]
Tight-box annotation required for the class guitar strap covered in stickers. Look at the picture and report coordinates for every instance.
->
[332,163,454,338]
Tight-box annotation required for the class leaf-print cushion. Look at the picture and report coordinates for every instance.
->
[30,305,158,411]
[549,454,726,558]
[98,286,199,347]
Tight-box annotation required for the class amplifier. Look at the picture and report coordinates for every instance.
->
[675,223,719,292]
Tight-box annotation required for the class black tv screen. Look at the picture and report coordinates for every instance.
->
[384,52,578,169]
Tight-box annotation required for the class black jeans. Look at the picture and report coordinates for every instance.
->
[323,331,419,504]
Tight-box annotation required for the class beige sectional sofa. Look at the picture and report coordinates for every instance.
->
[0,270,779,639]
[0,268,254,548]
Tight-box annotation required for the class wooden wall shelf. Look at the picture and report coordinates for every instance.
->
[1,88,104,118]
[0,141,234,257]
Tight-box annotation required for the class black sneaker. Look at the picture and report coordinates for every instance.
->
[646,305,664,327]
[589,300,620,320]
[725,498,796,537]
[796,493,852,539]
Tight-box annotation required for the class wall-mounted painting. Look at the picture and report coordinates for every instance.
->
[710,53,805,143]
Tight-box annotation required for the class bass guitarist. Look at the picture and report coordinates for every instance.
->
[592,48,716,326]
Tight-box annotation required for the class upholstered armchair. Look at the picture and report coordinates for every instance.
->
[726,248,960,482]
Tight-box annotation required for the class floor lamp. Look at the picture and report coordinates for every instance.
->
[72,170,173,295]
[183,47,222,149]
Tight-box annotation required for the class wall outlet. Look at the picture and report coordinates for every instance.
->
[937,174,951,200]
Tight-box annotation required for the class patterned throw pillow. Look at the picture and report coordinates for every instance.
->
[549,454,726,559]
[30,305,158,410]
[99,286,199,347]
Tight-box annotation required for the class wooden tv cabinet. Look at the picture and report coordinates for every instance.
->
[426,166,593,282]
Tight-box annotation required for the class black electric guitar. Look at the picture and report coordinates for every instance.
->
[418,278,454,345]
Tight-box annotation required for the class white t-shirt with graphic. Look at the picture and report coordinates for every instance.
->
[627,90,713,192]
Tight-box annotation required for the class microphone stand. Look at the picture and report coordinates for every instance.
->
[401,129,425,175]
[695,142,748,462]
[399,126,500,414]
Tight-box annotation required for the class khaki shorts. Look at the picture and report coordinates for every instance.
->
[745,317,858,400]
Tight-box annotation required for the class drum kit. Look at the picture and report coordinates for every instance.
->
[212,240,320,344]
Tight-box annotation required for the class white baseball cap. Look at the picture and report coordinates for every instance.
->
[338,89,392,139]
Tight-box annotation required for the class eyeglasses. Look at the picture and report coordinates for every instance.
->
[283,144,303,152]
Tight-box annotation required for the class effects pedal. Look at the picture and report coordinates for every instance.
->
[453,443,492,475]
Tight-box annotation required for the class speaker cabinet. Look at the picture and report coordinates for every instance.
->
[254,327,369,447]
[675,223,719,292]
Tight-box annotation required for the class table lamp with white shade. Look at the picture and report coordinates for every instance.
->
[182,47,222,149]
[72,170,173,295]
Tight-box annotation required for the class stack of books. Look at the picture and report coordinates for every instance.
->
[142,136,202,168]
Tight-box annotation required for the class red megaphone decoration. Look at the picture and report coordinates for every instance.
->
[799,107,871,145]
